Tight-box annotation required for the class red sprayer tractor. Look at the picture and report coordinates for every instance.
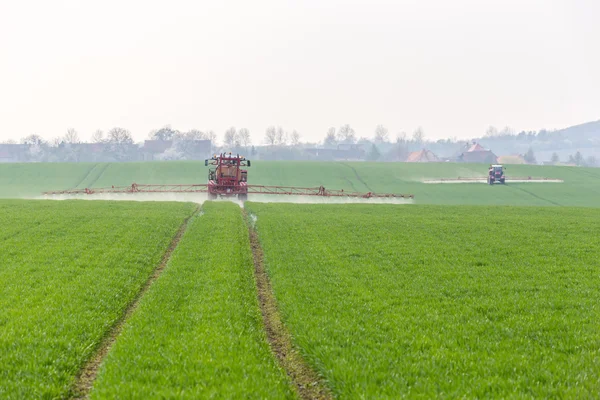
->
[487,164,506,185]
[206,153,251,201]
[43,153,414,200]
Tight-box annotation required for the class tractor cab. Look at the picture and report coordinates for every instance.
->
[488,164,505,184]
[204,153,251,199]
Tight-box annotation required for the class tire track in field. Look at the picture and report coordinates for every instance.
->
[343,177,360,192]
[70,206,200,399]
[340,162,374,192]
[576,167,600,180]
[244,211,332,400]
[509,185,562,206]
[72,164,99,190]
[85,163,110,189]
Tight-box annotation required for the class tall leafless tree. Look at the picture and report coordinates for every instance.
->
[290,130,300,146]
[150,125,178,141]
[21,134,46,146]
[324,127,337,146]
[275,126,286,145]
[499,126,515,137]
[223,127,237,148]
[91,130,105,143]
[238,128,251,150]
[412,127,425,144]
[374,125,389,143]
[185,129,205,141]
[264,126,277,146]
[337,124,356,144]
[396,131,407,144]
[107,127,133,144]
[204,130,217,149]
[485,126,498,137]
[63,128,80,143]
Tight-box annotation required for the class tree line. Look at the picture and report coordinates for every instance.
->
[2,123,598,166]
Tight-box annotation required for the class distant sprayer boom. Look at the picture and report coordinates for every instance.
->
[42,153,414,200]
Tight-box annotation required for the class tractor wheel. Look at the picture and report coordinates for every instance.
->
[238,193,248,202]
[500,179,506,184]
[208,192,217,200]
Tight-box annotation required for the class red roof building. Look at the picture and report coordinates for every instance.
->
[406,149,440,162]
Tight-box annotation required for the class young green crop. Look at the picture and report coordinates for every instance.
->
[247,202,600,398]
[0,200,196,399]
[1,160,599,207]
[90,202,293,399]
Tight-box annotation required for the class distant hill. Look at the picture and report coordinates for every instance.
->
[477,119,600,163]
[549,120,600,142]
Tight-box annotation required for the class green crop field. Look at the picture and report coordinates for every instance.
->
[1,159,599,397]
[0,200,195,399]
[1,161,599,207]
[90,202,292,399]
[247,202,600,398]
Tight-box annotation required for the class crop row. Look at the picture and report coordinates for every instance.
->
[0,200,195,399]
[89,201,292,398]
[247,202,600,398]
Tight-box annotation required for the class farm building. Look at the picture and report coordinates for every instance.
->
[458,142,498,164]
[406,149,440,162]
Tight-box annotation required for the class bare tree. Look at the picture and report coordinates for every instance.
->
[238,128,251,149]
[337,124,356,144]
[107,127,133,144]
[396,131,407,144]
[21,134,46,146]
[185,129,205,141]
[91,130,105,143]
[150,125,178,141]
[485,126,498,137]
[276,126,287,145]
[387,134,409,161]
[105,127,134,161]
[64,128,80,143]
[204,130,217,149]
[50,137,62,147]
[499,126,515,137]
[374,125,389,143]
[223,127,237,148]
[324,127,337,146]
[290,130,301,146]
[264,126,277,146]
[174,129,204,141]
[412,127,425,144]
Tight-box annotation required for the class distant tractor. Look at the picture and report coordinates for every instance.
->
[488,164,506,184]
[205,153,251,201]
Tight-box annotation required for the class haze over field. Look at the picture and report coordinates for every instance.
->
[1,0,599,143]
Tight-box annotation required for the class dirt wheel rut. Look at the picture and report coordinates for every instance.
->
[70,206,200,399]
[245,211,333,400]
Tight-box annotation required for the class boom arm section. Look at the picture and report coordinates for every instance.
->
[43,183,414,199]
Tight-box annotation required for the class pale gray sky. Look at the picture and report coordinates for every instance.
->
[1,0,598,144]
